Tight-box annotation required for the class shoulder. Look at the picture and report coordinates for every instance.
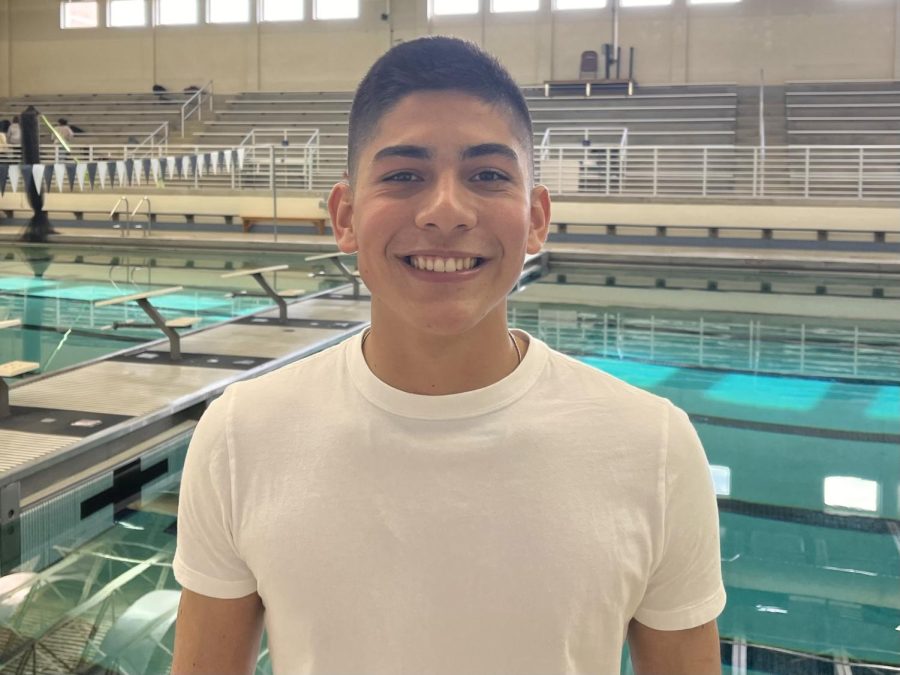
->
[540,344,672,416]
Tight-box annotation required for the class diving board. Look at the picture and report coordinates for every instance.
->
[96,287,200,361]
[222,265,306,324]
[0,319,39,418]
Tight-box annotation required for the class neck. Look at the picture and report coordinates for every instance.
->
[362,308,525,396]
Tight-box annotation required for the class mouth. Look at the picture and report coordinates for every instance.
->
[401,255,486,273]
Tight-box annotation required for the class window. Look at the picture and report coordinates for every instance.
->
[61,1,99,29]
[314,0,358,19]
[689,0,740,3]
[209,0,250,23]
[620,0,671,6]
[260,0,303,21]
[555,0,607,8]
[157,0,197,25]
[432,0,479,15]
[492,0,539,12]
[824,476,879,513]
[108,0,146,27]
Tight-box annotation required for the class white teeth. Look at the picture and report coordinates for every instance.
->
[408,256,480,272]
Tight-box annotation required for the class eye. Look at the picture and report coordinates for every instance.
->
[471,170,509,182]
[383,171,421,182]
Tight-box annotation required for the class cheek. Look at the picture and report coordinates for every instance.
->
[495,205,533,242]
[354,201,410,246]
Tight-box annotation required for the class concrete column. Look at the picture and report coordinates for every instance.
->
[537,2,555,83]
[250,17,260,91]
[894,0,900,79]
[0,1,10,98]
[671,0,689,84]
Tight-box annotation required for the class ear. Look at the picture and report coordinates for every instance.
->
[526,184,551,254]
[328,178,358,254]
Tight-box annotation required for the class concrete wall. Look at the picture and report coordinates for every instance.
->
[1,0,899,94]
[0,1,10,98]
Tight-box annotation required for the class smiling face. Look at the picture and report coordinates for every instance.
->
[329,91,550,340]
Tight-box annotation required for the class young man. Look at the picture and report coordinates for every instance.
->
[172,37,725,675]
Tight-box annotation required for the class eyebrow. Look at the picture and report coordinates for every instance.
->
[461,143,519,163]
[372,145,431,162]
[370,143,520,164]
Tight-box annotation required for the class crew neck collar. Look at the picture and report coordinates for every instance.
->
[346,330,549,420]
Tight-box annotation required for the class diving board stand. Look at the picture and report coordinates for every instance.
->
[0,319,40,418]
[221,265,306,324]
[304,252,361,298]
[95,287,201,361]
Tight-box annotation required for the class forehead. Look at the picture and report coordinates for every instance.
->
[361,91,529,160]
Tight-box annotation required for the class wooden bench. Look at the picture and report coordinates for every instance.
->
[222,265,306,323]
[95,287,201,361]
[241,216,327,235]
[0,319,40,418]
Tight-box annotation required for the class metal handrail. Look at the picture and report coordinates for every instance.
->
[109,196,130,237]
[13,142,900,201]
[128,122,169,159]
[130,196,151,237]
[759,69,767,160]
[238,129,256,147]
[180,80,213,137]
[539,126,629,163]
[304,130,321,189]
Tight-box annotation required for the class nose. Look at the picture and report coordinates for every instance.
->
[414,173,476,233]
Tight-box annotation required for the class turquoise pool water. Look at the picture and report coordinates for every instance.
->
[0,244,344,374]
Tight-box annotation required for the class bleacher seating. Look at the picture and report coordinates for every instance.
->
[785,80,900,145]
[523,84,738,146]
[193,91,351,147]
[195,85,738,149]
[0,91,195,149]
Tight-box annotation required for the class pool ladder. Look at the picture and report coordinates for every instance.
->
[109,196,151,237]
[109,196,129,237]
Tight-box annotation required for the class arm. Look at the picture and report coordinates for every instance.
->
[628,618,721,675]
[171,588,265,675]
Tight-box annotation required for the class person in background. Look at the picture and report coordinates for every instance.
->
[55,118,75,143]
[7,116,21,146]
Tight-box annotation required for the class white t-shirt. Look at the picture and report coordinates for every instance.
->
[174,332,725,675]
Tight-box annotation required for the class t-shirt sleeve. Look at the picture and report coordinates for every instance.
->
[173,386,258,599]
[633,403,726,631]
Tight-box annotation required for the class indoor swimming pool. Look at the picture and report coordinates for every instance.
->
[0,259,897,674]
[0,244,348,375]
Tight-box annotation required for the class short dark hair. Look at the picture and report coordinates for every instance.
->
[347,36,533,181]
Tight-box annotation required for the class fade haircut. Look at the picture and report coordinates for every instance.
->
[347,36,533,182]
